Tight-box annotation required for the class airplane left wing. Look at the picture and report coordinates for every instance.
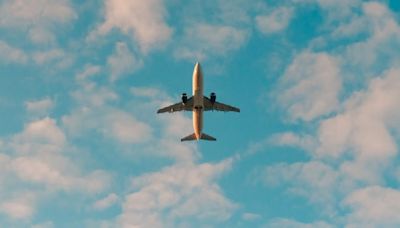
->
[157,97,193,113]
[203,96,240,112]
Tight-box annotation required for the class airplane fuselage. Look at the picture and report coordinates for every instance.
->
[192,63,203,140]
[156,62,239,141]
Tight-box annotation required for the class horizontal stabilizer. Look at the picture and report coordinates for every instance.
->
[180,133,217,141]
[200,133,216,141]
[181,133,197,141]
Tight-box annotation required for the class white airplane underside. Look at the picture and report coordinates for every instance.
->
[157,62,240,141]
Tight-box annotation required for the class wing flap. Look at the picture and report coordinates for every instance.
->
[203,96,240,112]
[157,97,193,113]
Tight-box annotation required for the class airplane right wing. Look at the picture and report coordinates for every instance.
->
[203,96,240,112]
[157,97,194,113]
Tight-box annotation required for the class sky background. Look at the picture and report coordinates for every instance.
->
[1,0,400,227]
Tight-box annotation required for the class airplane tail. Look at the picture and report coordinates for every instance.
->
[181,133,196,141]
[200,133,216,141]
[181,133,216,141]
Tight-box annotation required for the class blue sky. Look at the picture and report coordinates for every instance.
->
[1,0,400,227]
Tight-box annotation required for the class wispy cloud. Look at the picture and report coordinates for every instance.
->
[0,40,28,64]
[258,2,400,225]
[263,161,341,216]
[317,68,400,183]
[0,116,111,220]
[0,0,76,44]
[91,0,172,53]
[344,186,400,226]
[269,132,317,152]
[10,118,111,192]
[0,193,36,220]
[25,97,54,118]
[175,23,248,61]
[276,52,341,122]
[266,217,334,228]
[63,69,152,144]
[118,158,237,227]
[93,193,119,211]
[242,212,261,221]
[107,42,143,82]
[256,7,293,35]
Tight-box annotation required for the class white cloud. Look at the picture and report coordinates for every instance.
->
[118,158,237,227]
[242,212,261,221]
[242,132,316,157]
[33,49,64,64]
[269,132,316,152]
[344,186,400,227]
[107,42,142,82]
[256,7,293,34]
[25,97,54,117]
[12,118,66,155]
[63,107,151,145]
[76,65,102,81]
[32,221,54,228]
[93,0,172,53]
[332,1,396,40]
[277,52,341,122]
[28,27,55,44]
[158,112,192,140]
[0,117,111,220]
[263,161,341,216]
[102,111,152,144]
[217,0,257,24]
[0,193,35,219]
[175,23,248,61]
[266,218,334,228]
[8,118,112,193]
[65,68,164,149]
[130,87,161,98]
[64,75,152,145]
[0,117,114,220]
[265,71,400,219]
[255,1,400,226]
[293,0,361,22]
[344,3,400,70]
[323,1,400,75]
[66,78,196,161]
[363,1,388,18]
[0,0,77,44]
[11,156,111,193]
[93,193,119,210]
[0,40,28,64]
[71,86,118,108]
[32,48,73,68]
[70,66,119,107]
[317,68,400,183]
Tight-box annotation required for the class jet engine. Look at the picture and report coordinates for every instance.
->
[210,92,216,103]
[181,93,188,104]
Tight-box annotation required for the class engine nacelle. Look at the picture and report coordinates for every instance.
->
[210,92,216,103]
[182,93,188,104]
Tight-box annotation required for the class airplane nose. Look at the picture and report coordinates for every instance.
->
[195,62,200,72]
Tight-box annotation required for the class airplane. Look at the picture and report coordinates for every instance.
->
[157,62,240,141]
